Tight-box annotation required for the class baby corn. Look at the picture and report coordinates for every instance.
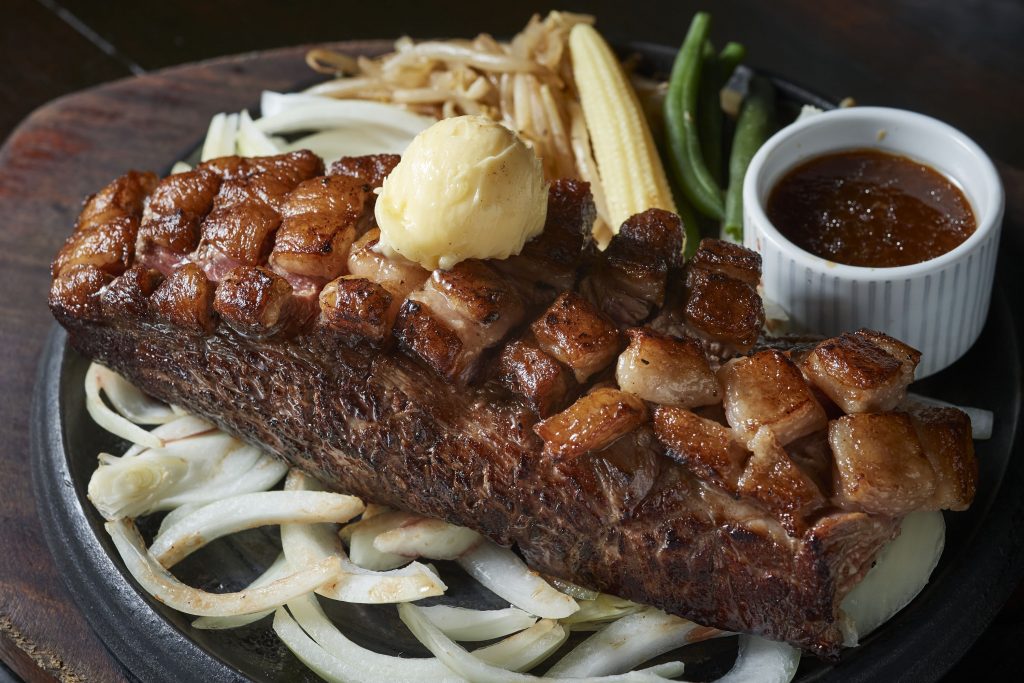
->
[569,24,677,237]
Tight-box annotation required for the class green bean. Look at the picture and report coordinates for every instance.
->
[665,12,725,221]
[697,41,746,186]
[697,41,721,184]
[722,76,776,243]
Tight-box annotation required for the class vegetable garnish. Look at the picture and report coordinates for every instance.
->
[665,12,725,221]
[569,23,677,241]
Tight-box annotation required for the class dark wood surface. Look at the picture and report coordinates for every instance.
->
[1,2,1022,681]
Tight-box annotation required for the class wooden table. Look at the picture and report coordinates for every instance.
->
[2,1,1022,681]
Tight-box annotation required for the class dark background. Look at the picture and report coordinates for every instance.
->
[2,0,1022,681]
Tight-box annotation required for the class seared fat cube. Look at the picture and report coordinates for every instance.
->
[653,405,748,493]
[328,154,401,188]
[908,406,978,510]
[150,263,217,335]
[532,292,623,383]
[319,276,394,345]
[616,328,720,407]
[495,178,596,301]
[828,412,937,516]
[738,427,827,534]
[535,387,648,459]
[52,171,157,278]
[498,338,575,417]
[800,330,920,413]
[199,150,324,185]
[213,265,295,337]
[581,208,683,326]
[396,260,525,382]
[687,238,762,287]
[196,152,324,280]
[718,350,827,448]
[683,268,764,353]
[136,168,220,274]
[671,238,764,354]
[270,175,371,280]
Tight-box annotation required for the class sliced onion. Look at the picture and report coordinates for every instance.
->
[200,112,238,161]
[906,392,993,440]
[420,605,537,642]
[841,510,945,642]
[169,161,192,175]
[375,518,483,560]
[457,542,578,619]
[106,519,340,617]
[398,603,685,682]
[472,619,568,672]
[282,470,446,603]
[714,636,799,683]
[156,502,203,538]
[283,593,462,682]
[90,431,287,520]
[87,363,177,425]
[545,576,599,602]
[559,594,642,629]
[547,608,719,677]
[149,490,365,567]
[345,510,420,570]
[122,415,214,458]
[191,554,292,629]
[237,109,281,157]
[85,363,164,449]
[286,128,417,160]
[254,98,434,138]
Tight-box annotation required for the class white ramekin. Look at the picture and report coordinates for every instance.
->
[743,107,1004,378]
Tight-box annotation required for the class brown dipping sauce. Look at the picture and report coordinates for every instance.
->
[766,149,976,267]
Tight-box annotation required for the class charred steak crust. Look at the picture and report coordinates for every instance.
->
[49,154,977,658]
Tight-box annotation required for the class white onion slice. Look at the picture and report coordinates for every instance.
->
[200,112,239,161]
[840,510,945,642]
[457,542,578,619]
[420,605,537,642]
[260,90,339,118]
[150,491,365,567]
[286,128,417,160]
[546,576,599,602]
[91,431,287,520]
[906,392,994,440]
[254,98,434,138]
[560,594,642,629]
[169,161,192,175]
[472,619,568,672]
[398,603,685,682]
[283,593,463,682]
[714,636,799,683]
[191,554,292,629]
[547,608,720,678]
[87,363,177,425]
[375,518,483,560]
[106,519,340,617]
[122,415,214,458]
[281,470,446,603]
[237,109,282,157]
[156,503,202,538]
[345,510,420,570]
[85,364,163,449]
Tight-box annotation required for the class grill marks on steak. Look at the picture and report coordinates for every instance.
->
[49,152,979,657]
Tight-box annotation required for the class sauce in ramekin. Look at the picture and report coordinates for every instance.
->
[766,149,976,267]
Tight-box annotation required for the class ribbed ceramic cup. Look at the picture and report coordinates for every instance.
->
[743,107,1004,378]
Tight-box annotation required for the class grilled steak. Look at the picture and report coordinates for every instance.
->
[49,153,977,657]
